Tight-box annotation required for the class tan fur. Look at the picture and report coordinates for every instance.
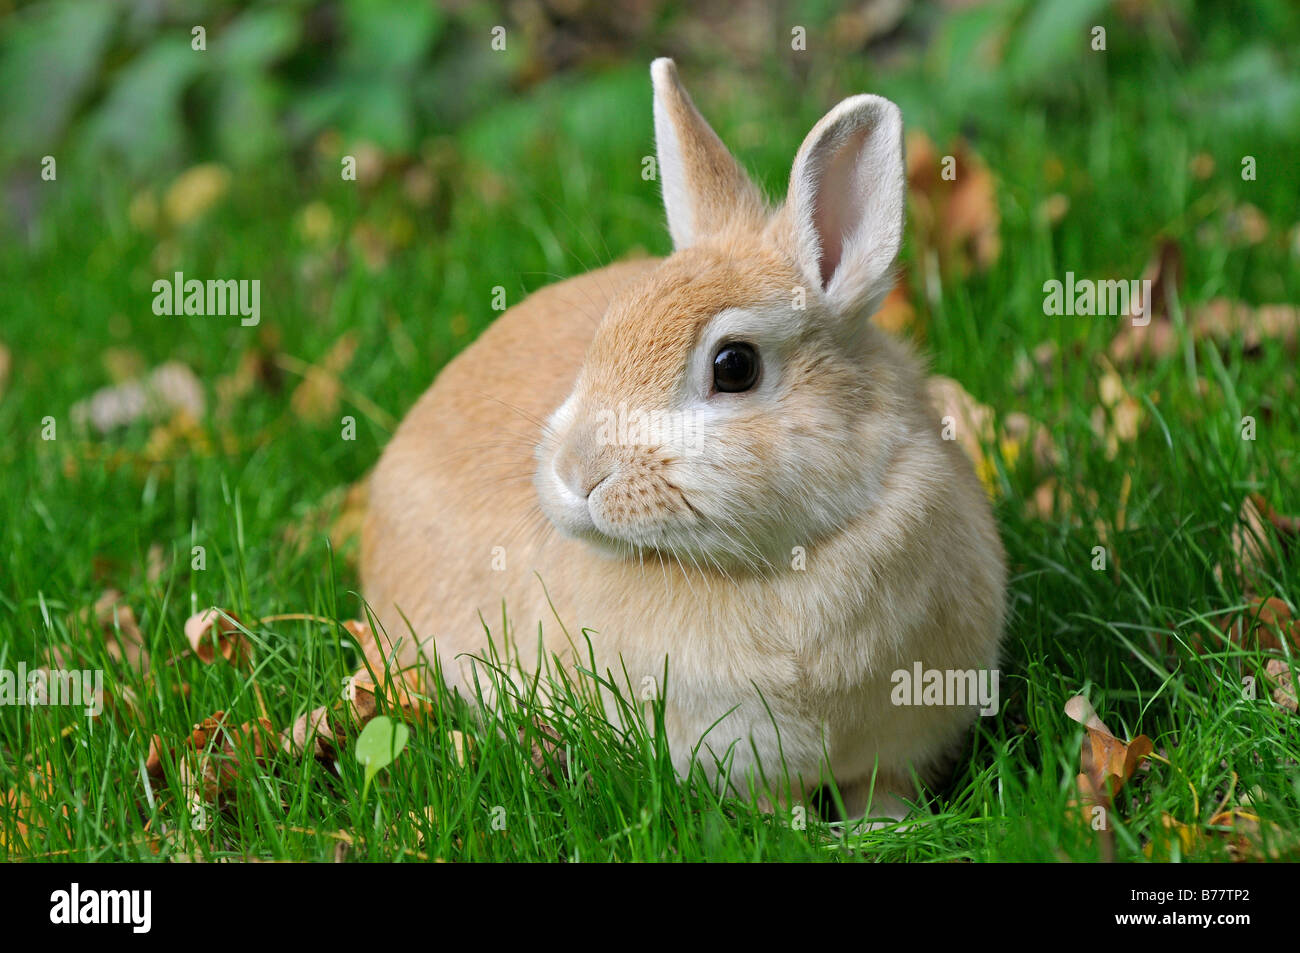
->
[361,61,1005,819]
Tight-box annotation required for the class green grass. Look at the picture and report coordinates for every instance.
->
[2,2,1299,861]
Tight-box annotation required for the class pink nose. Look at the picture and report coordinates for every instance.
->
[556,447,609,499]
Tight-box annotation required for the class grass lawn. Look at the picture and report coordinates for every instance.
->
[2,1,1299,862]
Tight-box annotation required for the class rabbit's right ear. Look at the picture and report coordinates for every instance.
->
[785,95,905,320]
[652,58,765,250]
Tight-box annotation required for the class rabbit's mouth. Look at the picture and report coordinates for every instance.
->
[537,455,785,572]
[539,454,688,549]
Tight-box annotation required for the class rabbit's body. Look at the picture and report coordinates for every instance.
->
[362,60,1005,818]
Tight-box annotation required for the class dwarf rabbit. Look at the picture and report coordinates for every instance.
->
[361,59,1006,819]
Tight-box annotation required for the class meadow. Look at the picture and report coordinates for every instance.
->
[1,0,1298,861]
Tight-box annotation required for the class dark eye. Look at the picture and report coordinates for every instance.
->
[712,342,760,393]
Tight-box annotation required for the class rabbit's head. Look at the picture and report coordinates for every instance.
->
[535,58,910,570]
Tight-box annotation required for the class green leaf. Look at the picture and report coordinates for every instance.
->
[341,0,443,74]
[215,7,300,72]
[356,716,409,791]
[84,38,207,171]
[0,0,119,164]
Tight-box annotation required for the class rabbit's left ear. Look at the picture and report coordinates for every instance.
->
[652,58,765,250]
[786,95,905,319]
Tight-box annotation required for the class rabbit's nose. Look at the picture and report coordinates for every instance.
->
[556,447,610,499]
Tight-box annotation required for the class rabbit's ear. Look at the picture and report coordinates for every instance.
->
[786,95,905,319]
[652,58,765,250]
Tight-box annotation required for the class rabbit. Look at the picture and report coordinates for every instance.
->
[361,58,1006,821]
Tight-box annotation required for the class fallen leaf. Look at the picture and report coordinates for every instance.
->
[1188,152,1215,180]
[1218,203,1270,247]
[1109,242,1300,364]
[1188,298,1300,354]
[927,375,1053,496]
[448,730,472,767]
[1144,807,1298,861]
[93,589,149,672]
[1210,597,1299,654]
[214,329,283,419]
[519,716,568,785]
[1107,240,1184,364]
[184,608,251,666]
[289,332,358,423]
[907,132,1001,277]
[344,668,430,727]
[342,617,429,726]
[164,164,231,226]
[0,762,70,849]
[70,361,205,434]
[146,734,167,778]
[1064,695,1153,808]
[1090,362,1143,459]
[871,282,917,334]
[280,706,340,761]
[1036,192,1069,227]
[1265,659,1297,713]
[176,711,278,806]
[1229,493,1299,591]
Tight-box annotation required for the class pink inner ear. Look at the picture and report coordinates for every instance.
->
[812,125,870,289]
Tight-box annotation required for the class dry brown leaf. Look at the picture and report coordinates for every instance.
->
[146,734,167,779]
[1090,362,1143,459]
[0,762,70,849]
[344,666,430,727]
[184,607,251,666]
[1189,298,1300,354]
[448,730,472,767]
[93,589,149,672]
[1230,493,1299,588]
[1214,597,1299,654]
[1147,812,1201,857]
[1036,192,1069,227]
[1206,808,1295,861]
[0,340,10,401]
[280,706,340,761]
[214,330,283,419]
[290,332,358,423]
[1107,240,1183,364]
[906,132,1001,276]
[282,479,369,560]
[520,716,568,785]
[1217,203,1270,247]
[1143,807,1297,861]
[1265,659,1298,713]
[871,282,917,335]
[1110,241,1299,364]
[927,375,1054,497]
[176,711,278,805]
[1188,152,1215,180]
[164,164,230,226]
[1064,695,1153,808]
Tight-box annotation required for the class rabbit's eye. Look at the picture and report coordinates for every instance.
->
[712,342,760,393]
